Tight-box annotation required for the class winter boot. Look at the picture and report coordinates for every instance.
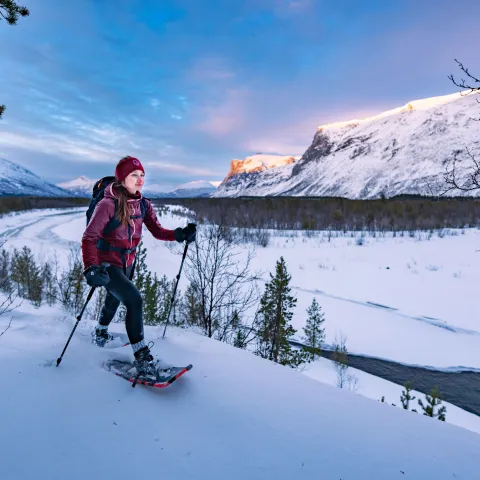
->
[133,346,158,378]
[93,327,111,347]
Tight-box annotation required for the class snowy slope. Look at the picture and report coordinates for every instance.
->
[2,207,480,431]
[0,305,478,480]
[0,157,73,197]
[213,91,480,198]
[171,180,217,198]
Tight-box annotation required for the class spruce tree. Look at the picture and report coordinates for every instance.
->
[418,386,447,421]
[182,282,203,328]
[132,241,154,324]
[57,248,86,314]
[255,256,310,368]
[10,246,42,305]
[143,272,161,325]
[0,1,29,25]
[400,382,416,410]
[41,262,57,306]
[0,1,30,118]
[132,241,149,294]
[0,248,12,293]
[303,297,325,360]
[229,310,247,349]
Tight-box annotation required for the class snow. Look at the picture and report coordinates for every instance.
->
[173,180,218,190]
[304,357,480,436]
[0,207,480,479]
[318,90,467,131]
[213,90,480,198]
[0,157,218,199]
[1,305,479,479]
[57,175,95,189]
[55,176,218,198]
[2,209,480,371]
[242,229,480,369]
[229,154,299,175]
[0,157,72,197]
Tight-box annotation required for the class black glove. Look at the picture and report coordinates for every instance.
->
[84,264,110,287]
[174,223,197,243]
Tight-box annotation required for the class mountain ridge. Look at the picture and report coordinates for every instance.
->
[213,90,480,199]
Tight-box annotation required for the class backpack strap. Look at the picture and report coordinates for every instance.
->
[96,238,137,275]
[102,198,121,236]
[96,197,148,275]
[129,197,148,220]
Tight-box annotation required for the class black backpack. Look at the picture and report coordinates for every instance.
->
[86,176,148,235]
[86,176,149,276]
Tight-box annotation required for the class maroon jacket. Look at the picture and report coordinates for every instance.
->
[81,183,176,271]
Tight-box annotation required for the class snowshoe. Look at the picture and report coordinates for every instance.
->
[103,358,193,388]
[133,346,157,378]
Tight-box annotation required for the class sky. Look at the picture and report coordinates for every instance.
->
[0,0,479,189]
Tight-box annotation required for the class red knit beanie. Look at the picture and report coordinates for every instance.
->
[115,156,145,183]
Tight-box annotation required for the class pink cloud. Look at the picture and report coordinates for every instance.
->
[195,88,251,137]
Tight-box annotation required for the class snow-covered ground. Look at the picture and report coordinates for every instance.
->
[0,303,479,479]
[1,206,480,449]
[3,207,479,369]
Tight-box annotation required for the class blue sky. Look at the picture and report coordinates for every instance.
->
[0,0,479,189]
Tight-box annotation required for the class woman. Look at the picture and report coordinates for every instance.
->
[81,155,196,376]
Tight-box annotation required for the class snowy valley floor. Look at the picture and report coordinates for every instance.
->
[0,207,480,451]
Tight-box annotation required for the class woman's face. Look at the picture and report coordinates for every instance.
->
[123,169,145,194]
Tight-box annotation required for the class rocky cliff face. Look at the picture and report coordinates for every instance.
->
[213,91,480,198]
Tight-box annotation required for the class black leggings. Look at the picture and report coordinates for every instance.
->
[98,264,144,345]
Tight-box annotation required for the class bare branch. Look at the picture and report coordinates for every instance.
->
[0,288,22,316]
[448,59,480,93]
[0,316,13,337]
[443,148,480,193]
[184,217,262,340]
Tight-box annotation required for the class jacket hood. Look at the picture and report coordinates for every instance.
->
[104,183,143,203]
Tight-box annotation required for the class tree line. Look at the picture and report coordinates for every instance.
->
[153,195,480,232]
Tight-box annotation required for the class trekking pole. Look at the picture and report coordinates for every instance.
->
[56,262,110,366]
[162,241,190,338]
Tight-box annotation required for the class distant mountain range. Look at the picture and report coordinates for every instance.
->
[0,158,219,198]
[213,90,480,198]
[56,176,219,198]
[2,90,479,200]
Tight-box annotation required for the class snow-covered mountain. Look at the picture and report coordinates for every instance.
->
[57,175,96,197]
[213,91,480,198]
[170,180,218,198]
[0,157,72,197]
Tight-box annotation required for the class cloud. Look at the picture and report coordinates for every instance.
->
[0,131,114,162]
[194,88,252,137]
[1,0,479,188]
[143,161,219,177]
